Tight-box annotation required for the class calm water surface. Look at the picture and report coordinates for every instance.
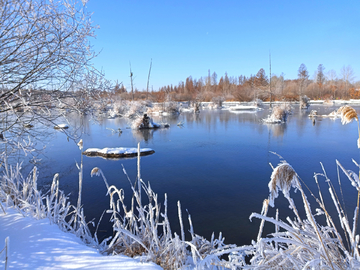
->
[34,104,360,246]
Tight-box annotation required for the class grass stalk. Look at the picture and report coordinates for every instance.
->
[298,184,334,270]
[5,237,9,270]
[354,119,360,251]
[75,139,83,228]
[257,199,269,241]
[0,201,6,214]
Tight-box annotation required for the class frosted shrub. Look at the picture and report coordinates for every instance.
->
[300,95,310,109]
[164,101,181,114]
[112,100,127,115]
[131,115,145,129]
[263,104,292,123]
[124,101,148,119]
[253,98,263,107]
[211,96,225,108]
[147,102,180,115]
[146,104,163,114]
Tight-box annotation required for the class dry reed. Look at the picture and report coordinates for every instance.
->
[338,105,358,125]
[337,105,360,151]
[268,162,298,207]
[0,237,9,270]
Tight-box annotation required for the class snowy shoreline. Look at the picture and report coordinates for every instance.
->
[0,207,161,269]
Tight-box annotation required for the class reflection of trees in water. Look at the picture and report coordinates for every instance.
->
[132,129,156,142]
[181,109,268,131]
[295,109,309,136]
[0,111,103,175]
[0,118,56,166]
[132,127,170,143]
[150,114,181,127]
[312,117,339,137]
[265,123,287,138]
[66,112,92,138]
[66,112,130,139]
[294,105,339,137]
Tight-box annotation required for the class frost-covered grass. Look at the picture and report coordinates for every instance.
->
[4,152,360,268]
[90,145,233,269]
[243,160,360,269]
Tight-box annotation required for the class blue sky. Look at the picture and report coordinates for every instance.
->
[86,0,360,90]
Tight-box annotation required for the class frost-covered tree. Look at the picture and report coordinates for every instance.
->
[0,0,103,134]
[0,0,110,166]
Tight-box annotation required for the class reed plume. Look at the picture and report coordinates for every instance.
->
[337,105,360,151]
[268,162,299,207]
[338,105,358,124]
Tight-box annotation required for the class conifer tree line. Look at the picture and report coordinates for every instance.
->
[116,64,360,102]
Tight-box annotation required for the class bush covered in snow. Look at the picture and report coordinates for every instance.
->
[263,104,292,124]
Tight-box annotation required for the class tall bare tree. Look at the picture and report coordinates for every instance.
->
[146,59,152,100]
[297,63,309,97]
[326,69,337,99]
[340,65,355,98]
[316,64,325,99]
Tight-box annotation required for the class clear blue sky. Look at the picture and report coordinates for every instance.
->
[86,0,360,91]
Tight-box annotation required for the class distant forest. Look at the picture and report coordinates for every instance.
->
[114,64,360,102]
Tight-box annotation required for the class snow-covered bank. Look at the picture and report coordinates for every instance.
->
[0,207,162,270]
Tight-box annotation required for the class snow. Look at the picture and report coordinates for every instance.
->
[228,105,261,111]
[54,124,69,129]
[83,147,154,155]
[0,207,162,270]
[82,147,155,159]
[180,108,193,112]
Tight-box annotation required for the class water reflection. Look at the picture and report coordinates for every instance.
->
[132,128,159,142]
[264,123,287,138]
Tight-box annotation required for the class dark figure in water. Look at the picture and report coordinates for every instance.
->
[142,114,150,128]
